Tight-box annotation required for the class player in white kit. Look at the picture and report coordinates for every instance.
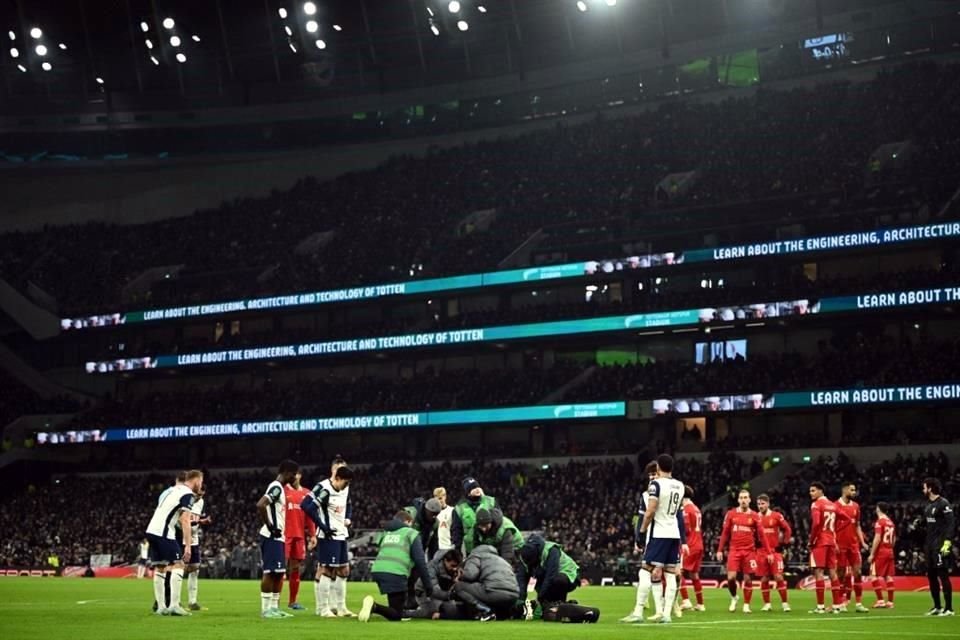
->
[302,459,354,617]
[634,454,687,625]
[433,487,455,550]
[145,469,203,617]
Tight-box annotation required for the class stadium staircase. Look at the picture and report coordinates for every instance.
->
[538,365,598,404]
[702,460,800,511]
[0,276,60,340]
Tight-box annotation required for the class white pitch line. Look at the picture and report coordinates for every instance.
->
[669,614,928,626]
[676,625,960,638]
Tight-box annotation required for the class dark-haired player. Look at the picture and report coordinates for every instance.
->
[635,454,687,625]
[303,459,355,617]
[679,485,705,612]
[257,460,299,618]
[835,482,868,612]
[922,478,955,616]
[809,481,844,614]
[867,502,896,609]
[284,470,316,610]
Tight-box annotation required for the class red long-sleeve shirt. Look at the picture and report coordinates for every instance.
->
[717,508,771,554]
[683,502,703,553]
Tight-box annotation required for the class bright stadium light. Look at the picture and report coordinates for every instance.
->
[8,30,16,40]
[426,6,434,17]
[30,27,42,39]
[35,44,47,56]
[284,25,293,36]
[457,19,468,31]
[478,5,487,12]
[150,55,159,65]
[332,24,342,31]
[170,35,181,47]
[17,63,26,72]
[58,42,67,50]
[163,18,175,30]
[303,2,317,16]
[176,52,186,63]
[145,39,153,49]
[577,1,588,11]
[9,47,18,58]
[192,34,201,42]
[288,42,297,52]
[449,1,461,14]
[95,76,104,84]
[315,39,326,49]
[41,61,51,71]
[606,0,617,6]
[278,7,288,19]
[430,23,440,36]
[306,20,318,33]
[140,21,149,33]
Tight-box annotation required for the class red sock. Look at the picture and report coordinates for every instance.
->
[761,578,771,604]
[778,580,789,604]
[886,578,895,603]
[815,579,825,606]
[846,574,854,602]
[744,578,753,605]
[680,579,689,601]
[289,569,300,605]
[694,579,704,605]
[873,578,884,601]
[853,576,863,604]
[831,581,843,607]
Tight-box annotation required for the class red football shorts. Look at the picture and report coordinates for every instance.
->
[871,553,895,578]
[727,549,758,575]
[809,546,838,570]
[755,552,785,577]
[682,548,703,573]
[837,547,862,570]
[284,537,306,561]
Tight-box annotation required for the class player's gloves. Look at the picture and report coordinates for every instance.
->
[941,540,953,555]
[268,526,283,540]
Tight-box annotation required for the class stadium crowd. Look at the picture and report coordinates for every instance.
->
[2,63,960,316]
[2,451,956,584]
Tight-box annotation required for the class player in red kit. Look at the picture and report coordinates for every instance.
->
[716,489,772,614]
[679,485,705,612]
[867,502,896,609]
[756,494,792,612]
[835,482,869,612]
[284,471,317,610]
[809,481,845,614]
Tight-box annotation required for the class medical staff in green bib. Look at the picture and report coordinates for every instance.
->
[451,477,497,556]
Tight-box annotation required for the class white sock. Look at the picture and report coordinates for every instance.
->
[271,592,280,610]
[636,569,652,615]
[334,577,347,611]
[664,573,679,618]
[318,575,332,612]
[187,572,199,605]
[169,568,184,609]
[261,592,273,613]
[153,572,166,610]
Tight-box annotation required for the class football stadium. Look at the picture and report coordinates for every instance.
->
[1,1,959,639]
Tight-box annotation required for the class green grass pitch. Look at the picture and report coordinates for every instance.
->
[1,580,957,640]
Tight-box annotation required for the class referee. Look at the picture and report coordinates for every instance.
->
[922,478,955,616]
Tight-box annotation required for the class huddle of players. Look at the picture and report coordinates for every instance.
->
[358,475,586,623]
[258,458,355,619]
[621,463,905,622]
